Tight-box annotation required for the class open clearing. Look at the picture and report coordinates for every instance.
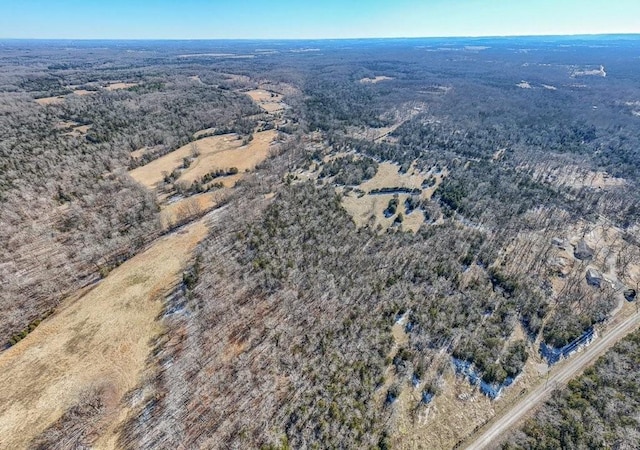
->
[382,315,537,450]
[159,191,229,230]
[35,96,65,106]
[572,65,607,78]
[73,89,96,96]
[130,147,149,159]
[0,218,209,450]
[55,120,80,130]
[0,96,274,446]
[391,355,542,450]
[246,89,285,113]
[178,129,277,185]
[360,162,426,192]
[360,76,394,84]
[128,134,240,190]
[221,73,251,84]
[55,120,91,137]
[129,130,276,191]
[340,162,446,233]
[105,82,138,91]
[347,103,426,142]
[65,124,91,137]
[342,192,425,233]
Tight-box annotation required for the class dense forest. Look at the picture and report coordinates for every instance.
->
[1,36,639,449]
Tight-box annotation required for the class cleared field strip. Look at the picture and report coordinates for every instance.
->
[128,134,239,190]
[160,190,228,230]
[72,89,95,96]
[179,129,277,184]
[129,130,277,191]
[0,219,209,449]
[105,82,138,91]
[246,89,285,113]
[342,192,425,232]
[341,162,445,233]
[35,96,65,106]
[0,78,280,449]
[359,162,425,193]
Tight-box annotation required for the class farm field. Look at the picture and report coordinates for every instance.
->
[129,130,276,191]
[178,129,277,184]
[35,96,65,105]
[105,82,138,91]
[246,89,285,112]
[339,162,447,232]
[159,191,228,230]
[0,218,209,450]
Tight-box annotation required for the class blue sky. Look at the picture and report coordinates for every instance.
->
[1,0,638,39]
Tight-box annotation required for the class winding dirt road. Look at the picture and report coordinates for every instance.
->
[465,307,640,450]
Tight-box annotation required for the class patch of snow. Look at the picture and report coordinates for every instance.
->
[572,65,606,78]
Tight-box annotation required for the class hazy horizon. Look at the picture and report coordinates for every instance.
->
[1,0,639,40]
[2,33,640,43]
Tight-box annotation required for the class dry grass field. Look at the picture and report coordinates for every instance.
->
[35,96,65,106]
[346,104,426,143]
[341,192,425,232]
[246,89,285,113]
[105,82,138,91]
[55,120,79,130]
[129,130,277,191]
[65,124,91,137]
[73,89,96,96]
[222,73,251,84]
[0,219,209,450]
[0,86,282,447]
[128,134,240,190]
[0,111,267,445]
[178,129,277,185]
[359,162,426,192]
[55,121,91,137]
[159,191,229,230]
[340,162,445,233]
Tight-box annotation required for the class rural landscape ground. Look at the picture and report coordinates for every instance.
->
[0,36,639,449]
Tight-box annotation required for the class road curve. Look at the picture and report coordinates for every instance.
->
[465,308,640,450]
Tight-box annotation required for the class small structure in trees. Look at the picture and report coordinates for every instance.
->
[585,268,603,288]
[574,239,594,260]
